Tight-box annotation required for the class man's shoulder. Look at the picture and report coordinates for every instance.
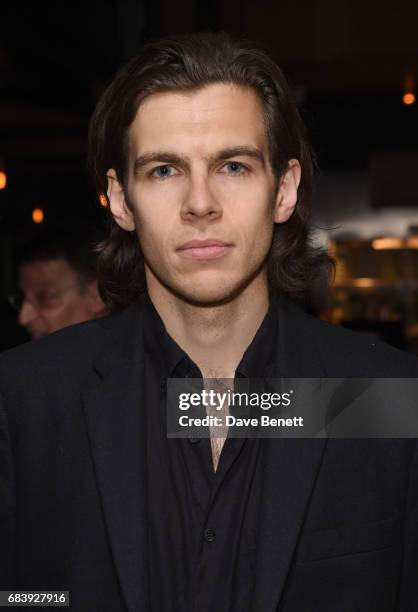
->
[279,297,418,377]
[0,302,142,388]
[317,316,418,375]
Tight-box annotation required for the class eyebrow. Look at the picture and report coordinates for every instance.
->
[133,146,266,174]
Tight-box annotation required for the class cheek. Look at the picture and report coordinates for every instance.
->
[43,308,69,332]
[230,191,275,246]
[134,205,175,262]
[48,297,90,327]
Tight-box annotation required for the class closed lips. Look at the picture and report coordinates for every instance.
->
[177,239,232,250]
[176,240,233,259]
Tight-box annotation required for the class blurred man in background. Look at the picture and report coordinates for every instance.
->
[10,227,107,339]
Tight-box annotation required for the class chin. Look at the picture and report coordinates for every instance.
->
[147,261,266,306]
[30,331,47,341]
[169,275,254,307]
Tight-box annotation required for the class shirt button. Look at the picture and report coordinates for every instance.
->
[189,437,200,444]
[204,528,216,543]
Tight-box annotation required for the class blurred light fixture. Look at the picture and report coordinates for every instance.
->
[32,208,44,224]
[403,92,415,105]
[402,73,416,105]
[372,236,418,250]
[353,278,377,288]
[98,192,108,207]
[407,236,418,249]
[372,237,403,250]
[0,156,6,190]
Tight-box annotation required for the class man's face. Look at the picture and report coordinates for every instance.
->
[109,83,299,305]
[18,258,104,339]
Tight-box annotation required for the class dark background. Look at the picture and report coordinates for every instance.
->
[1,0,418,348]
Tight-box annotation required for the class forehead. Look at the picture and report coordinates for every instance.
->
[128,83,267,157]
[20,258,77,287]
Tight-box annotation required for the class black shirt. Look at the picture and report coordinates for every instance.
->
[143,296,278,612]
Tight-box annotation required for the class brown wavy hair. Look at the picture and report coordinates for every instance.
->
[88,31,332,310]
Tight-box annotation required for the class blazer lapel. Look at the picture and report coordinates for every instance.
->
[253,297,328,612]
[82,303,149,612]
[81,295,330,611]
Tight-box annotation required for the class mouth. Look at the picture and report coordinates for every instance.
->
[176,239,234,260]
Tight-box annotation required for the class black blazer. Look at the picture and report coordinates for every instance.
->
[1,296,417,611]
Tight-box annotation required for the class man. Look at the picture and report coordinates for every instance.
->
[11,227,107,339]
[0,32,417,611]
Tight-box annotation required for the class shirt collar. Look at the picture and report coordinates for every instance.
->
[143,292,278,381]
[235,297,278,378]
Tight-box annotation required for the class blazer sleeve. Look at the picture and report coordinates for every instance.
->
[397,440,418,610]
[0,392,16,588]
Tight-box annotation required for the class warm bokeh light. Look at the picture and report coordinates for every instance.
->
[98,193,108,207]
[407,236,418,249]
[372,237,403,250]
[402,92,415,105]
[372,236,418,250]
[0,171,6,190]
[32,208,44,224]
[353,278,377,288]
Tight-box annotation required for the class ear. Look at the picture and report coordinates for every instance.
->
[273,159,301,223]
[107,168,135,231]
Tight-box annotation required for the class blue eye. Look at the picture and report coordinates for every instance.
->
[152,165,176,178]
[224,162,246,175]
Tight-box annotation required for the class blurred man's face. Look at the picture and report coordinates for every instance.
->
[18,258,105,339]
[107,83,300,306]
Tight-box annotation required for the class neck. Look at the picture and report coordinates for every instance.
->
[146,275,269,379]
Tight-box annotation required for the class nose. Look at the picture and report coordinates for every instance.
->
[18,299,39,329]
[180,174,222,223]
